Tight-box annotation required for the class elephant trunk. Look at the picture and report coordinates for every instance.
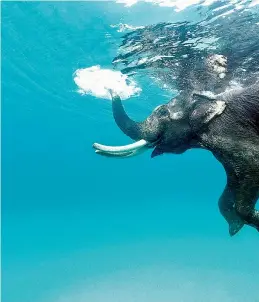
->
[112,94,160,142]
[92,93,160,158]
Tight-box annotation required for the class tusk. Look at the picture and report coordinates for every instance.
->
[95,146,148,158]
[92,139,149,154]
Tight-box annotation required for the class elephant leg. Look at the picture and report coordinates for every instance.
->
[218,185,244,236]
[234,184,259,232]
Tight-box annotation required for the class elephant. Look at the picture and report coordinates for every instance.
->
[93,83,259,236]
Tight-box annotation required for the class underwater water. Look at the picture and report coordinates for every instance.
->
[2,1,259,302]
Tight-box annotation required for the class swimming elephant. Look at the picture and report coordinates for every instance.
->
[93,84,259,236]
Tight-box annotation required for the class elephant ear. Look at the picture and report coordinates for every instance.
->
[189,93,226,133]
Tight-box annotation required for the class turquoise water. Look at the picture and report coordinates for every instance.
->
[2,2,259,302]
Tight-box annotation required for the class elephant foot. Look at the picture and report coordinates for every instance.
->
[228,220,244,237]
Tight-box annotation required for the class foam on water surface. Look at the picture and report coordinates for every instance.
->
[73,65,141,100]
[116,0,259,11]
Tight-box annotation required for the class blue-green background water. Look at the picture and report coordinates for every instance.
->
[2,2,259,302]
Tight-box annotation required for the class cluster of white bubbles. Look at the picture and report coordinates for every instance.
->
[73,65,141,100]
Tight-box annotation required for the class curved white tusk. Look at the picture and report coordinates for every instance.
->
[92,139,149,154]
[95,146,148,158]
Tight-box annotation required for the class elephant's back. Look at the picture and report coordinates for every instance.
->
[224,83,259,135]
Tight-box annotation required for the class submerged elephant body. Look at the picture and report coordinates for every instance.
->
[93,83,259,236]
[197,86,259,235]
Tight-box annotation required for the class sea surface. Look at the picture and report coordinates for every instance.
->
[2,1,259,302]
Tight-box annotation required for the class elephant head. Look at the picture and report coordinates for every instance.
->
[93,91,226,158]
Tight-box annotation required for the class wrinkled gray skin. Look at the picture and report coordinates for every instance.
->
[99,83,259,236]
